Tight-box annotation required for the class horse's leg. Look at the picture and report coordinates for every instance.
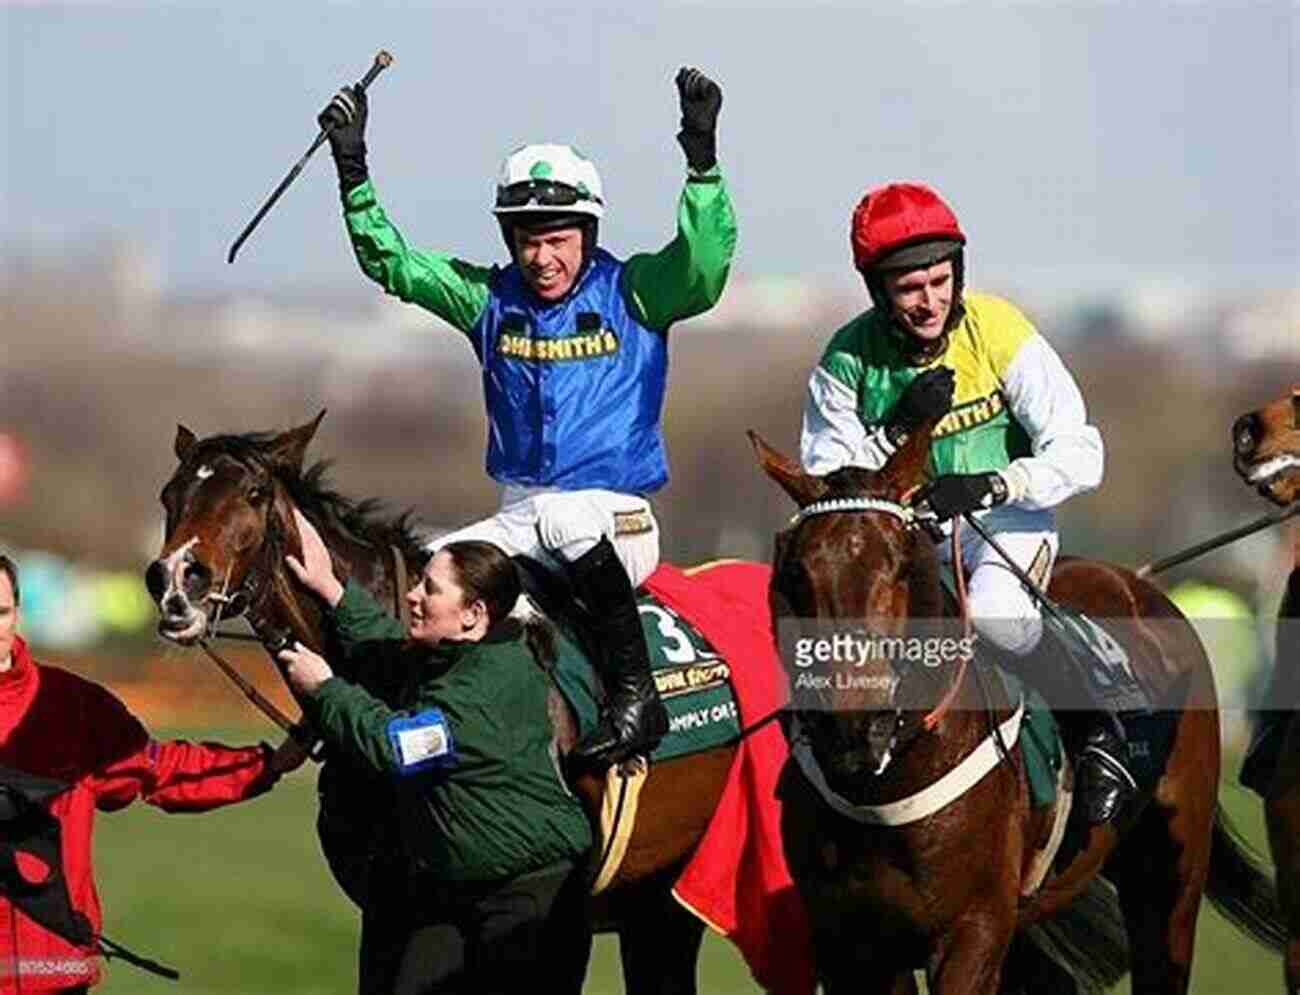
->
[1266,737,1300,995]
[926,918,1016,995]
[616,882,705,995]
[1109,793,1213,994]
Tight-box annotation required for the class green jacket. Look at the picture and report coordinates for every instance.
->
[303,582,592,883]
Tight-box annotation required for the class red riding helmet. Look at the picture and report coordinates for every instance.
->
[850,182,966,273]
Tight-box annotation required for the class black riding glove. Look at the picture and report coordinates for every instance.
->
[885,367,955,447]
[318,86,369,194]
[675,67,723,173]
[913,472,1009,522]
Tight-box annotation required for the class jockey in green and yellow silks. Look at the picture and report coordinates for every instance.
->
[801,182,1138,826]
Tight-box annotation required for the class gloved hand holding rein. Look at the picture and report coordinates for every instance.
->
[318,85,369,194]
[675,66,723,173]
[913,471,1009,522]
[885,366,955,448]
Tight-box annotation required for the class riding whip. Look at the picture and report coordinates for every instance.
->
[227,50,393,264]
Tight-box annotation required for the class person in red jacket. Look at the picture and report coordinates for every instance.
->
[0,554,308,993]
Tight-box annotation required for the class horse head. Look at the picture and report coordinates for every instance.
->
[750,424,958,789]
[145,413,328,645]
[1233,386,1300,507]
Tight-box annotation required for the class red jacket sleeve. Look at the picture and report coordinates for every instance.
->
[78,680,277,812]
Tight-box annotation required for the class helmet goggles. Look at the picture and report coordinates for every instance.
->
[495,179,603,211]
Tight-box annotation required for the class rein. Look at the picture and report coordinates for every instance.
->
[922,516,973,731]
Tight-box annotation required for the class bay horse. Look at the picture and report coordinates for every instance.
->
[750,420,1284,994]
[1233,385,1300,992]
[143,413,736,995]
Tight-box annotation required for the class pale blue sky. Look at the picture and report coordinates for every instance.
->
[3,1,1297,296]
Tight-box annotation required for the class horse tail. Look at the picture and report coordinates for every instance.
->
[1205,801,1288,951]
[1018,876,1130,995]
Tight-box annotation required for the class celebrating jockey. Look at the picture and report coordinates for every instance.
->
[800,181,1137,825]
[318,68,737,766]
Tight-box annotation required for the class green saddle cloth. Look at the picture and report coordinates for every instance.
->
[546,592,741,763]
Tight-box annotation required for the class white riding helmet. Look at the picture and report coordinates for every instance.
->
[493,144,605,221]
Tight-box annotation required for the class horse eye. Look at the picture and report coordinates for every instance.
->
[246,485,267,505]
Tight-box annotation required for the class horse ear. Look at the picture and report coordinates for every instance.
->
[267,410,327,472]
[877,422,934,499]
[747,430,827,508]
[175,425,197,461]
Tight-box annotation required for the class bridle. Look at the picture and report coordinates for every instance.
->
[782,493,979,779]
[170,456,411,741]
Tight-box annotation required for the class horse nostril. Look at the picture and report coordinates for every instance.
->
[1232,414,1259,457]
[144,561,168,603]
[183,561,213,600]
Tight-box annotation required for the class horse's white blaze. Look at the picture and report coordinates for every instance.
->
[160,537,200,598]
[196,464,214,481]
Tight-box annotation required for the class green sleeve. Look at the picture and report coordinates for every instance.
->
[305,644,482,778]
[342,180,493,336]
[326,580,408,685]
[621,168,737,332]
[306,677,404,776]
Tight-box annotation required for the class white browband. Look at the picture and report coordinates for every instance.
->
[794,497,923,528]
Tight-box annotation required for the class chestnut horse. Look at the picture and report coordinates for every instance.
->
[751,422,1284,994]
[1233,385,1300,992]
[143,414,735,995]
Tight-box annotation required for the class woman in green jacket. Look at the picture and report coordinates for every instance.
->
[280,512,592,995]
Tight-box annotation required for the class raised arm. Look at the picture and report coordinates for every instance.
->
[319,84,492,336]
[286,510,407,683]
[621,67,737,332]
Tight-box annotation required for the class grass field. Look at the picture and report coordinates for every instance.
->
[91,727,1283,994]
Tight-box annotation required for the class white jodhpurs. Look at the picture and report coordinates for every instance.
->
[427,485,661,587]
[935,505,1060,658]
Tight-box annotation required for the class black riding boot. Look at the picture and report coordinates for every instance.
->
[567,538,669,766]
[1001,630,1139,826]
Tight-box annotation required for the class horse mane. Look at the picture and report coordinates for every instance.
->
[191,431,424,561]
